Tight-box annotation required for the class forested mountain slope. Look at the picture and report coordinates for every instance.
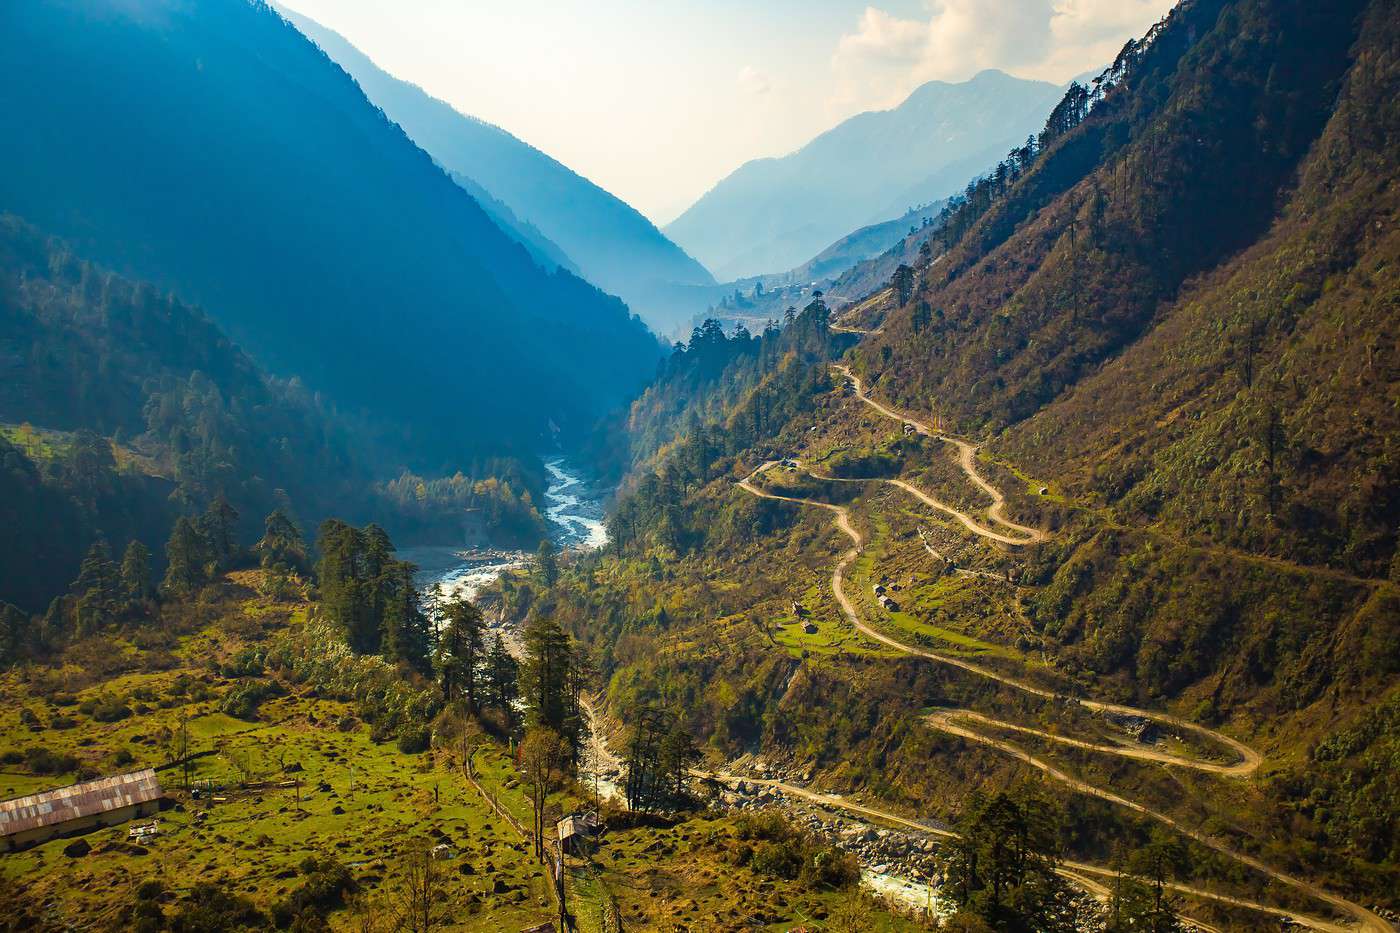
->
[0,216,358,611]
[513,0,1400,923]
[0,215,551,612]
[282,7,717,335]
[0,0,660,467]
[665,70,1064,280]
[855,0,1397,580]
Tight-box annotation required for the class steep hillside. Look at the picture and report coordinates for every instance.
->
[0,215,550,612]
[517,0,1400,924]
[0,0,660,467]
[282,7,717,335]
[665,70,1064,280]
[0,215,355,610]
[857,0,1394,579]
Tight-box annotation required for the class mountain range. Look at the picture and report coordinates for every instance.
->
[0,0,661,468]
[664,69,1066,280]
[280,6,717,336]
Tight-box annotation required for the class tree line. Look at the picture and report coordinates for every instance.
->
[0,495,307,667]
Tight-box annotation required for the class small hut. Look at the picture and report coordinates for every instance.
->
[557,811,601,856]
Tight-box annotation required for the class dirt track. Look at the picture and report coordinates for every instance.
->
[735,439,1390,932]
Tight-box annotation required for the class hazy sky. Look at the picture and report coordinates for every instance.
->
[278,1,1176,224]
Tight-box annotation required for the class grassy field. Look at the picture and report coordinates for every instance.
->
[1,573,931,931]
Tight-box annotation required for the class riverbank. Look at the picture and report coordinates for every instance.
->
[410,455,609,605]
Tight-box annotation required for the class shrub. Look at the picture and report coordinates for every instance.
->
[750,839,804,879]
[130,898,165,933]
[112,748,136,767]
[396,725,431,754]
[218,679,284,721]
[804,845,860,888]
[92,696,133,722]
[167,882,266,931]
[24,746,78,775]
[736,810,792,842]
[270,857,357,928]
[220,647,265,679]
[79,693,132,722]
[736,810,858,888]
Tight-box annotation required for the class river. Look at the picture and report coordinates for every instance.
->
[404,455,609,604]
[404,459,945,917]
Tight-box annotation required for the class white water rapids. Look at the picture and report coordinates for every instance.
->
[405,456,608,605]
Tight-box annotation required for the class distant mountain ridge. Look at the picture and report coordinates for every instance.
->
[280,7,716,335]
[665,69,1066,280]
[779,200,947,287]
[0,0,661,467]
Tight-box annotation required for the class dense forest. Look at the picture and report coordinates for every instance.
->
[0,215,547,613]
[0,0,662,468]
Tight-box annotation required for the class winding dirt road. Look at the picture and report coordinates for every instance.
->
[695,769,1363,933]
[734,450,1389,931]
[834,364,1047,545]
[739,461,1259,777]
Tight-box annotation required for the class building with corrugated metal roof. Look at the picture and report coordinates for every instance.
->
[0,768,163,852]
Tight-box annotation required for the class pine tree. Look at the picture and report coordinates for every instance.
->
[536,539,558,586]
[381,561,430,674]
[891,263,916,306]
[317,520,372,652]
[0,602,28,668]
[39,595,74,650]
[1106,832,1188,933]
[120,540,154,603]
[71,538,122,635]
[483,633,519,720]
[437,596,485,710]
[659,718,699,805]
[363,524,395,653]
[162,516,209,599]
[520,615,584,761]
[942,785,1075,932]
[199,494,241,570]
[256,509,307,574]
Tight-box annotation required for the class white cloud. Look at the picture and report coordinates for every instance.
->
[830,0,1176,114]
[737,64,772,96]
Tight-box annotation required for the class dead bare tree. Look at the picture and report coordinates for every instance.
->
[392,842,446,933]
[520,727,565,862]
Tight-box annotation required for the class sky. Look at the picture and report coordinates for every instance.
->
[277,0,1177,224]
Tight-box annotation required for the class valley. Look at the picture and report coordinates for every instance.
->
[724,367,1382,930]
[2,0,1398,930]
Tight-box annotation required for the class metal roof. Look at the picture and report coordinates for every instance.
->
[0,768,162,837]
